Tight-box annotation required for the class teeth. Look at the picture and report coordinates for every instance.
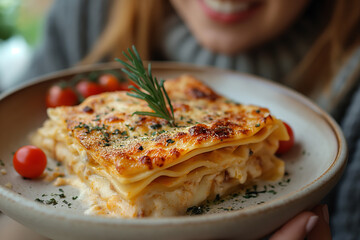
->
[204,0,250,14]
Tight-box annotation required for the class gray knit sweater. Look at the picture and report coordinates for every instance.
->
[19,0,360,239]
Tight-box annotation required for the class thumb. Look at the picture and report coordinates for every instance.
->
[269,211,319,240]
[307,205,332,240]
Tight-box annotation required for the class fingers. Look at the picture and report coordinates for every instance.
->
[269,211,319,240]
[307,205,332,240]
[270,204,332,240]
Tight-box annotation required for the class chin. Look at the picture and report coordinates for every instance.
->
[197,34,259,55]
[171,0,310,56]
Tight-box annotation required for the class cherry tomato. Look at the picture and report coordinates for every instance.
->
[117,82,131,91]
[13,145,47,179]
[119,81,139,91]
[128,81,139,90]
[100,78,139,92]
[76,80,104,98]
[46,85,78,108]
[99,74,121,91]
[276,122,295,155]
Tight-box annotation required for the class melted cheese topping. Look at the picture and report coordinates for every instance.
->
[49,75,284,179]
[32,75,288,217]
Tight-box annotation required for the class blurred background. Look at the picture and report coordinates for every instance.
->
[0,1,52,237]
[0,0,53,92]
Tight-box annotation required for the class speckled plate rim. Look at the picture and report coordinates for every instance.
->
[0,62,348,227]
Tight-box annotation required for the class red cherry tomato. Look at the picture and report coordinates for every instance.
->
[128,81,139,90]
[117,82,131,91]
[99,74,121,92]
[119,81,139,91]
[100,78,139,92]
[76,80,104,98]
[276,122,295,155]
[46,85,78,108]
[13,145,47,179]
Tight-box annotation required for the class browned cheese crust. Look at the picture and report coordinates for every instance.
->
[54,75,275,178]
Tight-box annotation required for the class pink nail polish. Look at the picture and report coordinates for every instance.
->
[306,216,319,233]
[323,205,330,224]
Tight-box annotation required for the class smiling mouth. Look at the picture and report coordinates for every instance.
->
[199,0,263,23]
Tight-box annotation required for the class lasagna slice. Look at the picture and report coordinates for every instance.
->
[32,75,288,217]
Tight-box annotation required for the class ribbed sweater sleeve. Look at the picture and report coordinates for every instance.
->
[331,78,360,240]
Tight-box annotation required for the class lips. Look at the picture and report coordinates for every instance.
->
[198,0,262,23]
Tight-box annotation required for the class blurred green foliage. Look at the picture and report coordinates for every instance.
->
[15,9,44,45]
[0,0,46,46]
[0,0,17,40]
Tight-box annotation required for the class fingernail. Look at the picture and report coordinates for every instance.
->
[322,205,330,224]
[306,216,319,233]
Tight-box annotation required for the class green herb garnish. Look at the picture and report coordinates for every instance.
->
[45,198,58,205]
[186,206,205,215]
[166,139,175,145]
[116,46,175,127]
[35,198,44,204]
[150,123,162,130]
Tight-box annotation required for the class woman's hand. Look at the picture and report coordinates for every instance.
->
[270,205,331,240]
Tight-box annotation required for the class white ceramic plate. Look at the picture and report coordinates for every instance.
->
[0,63,347,240]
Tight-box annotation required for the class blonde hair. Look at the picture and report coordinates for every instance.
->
[80,0,168,64]
[288,0,360,97]
[82,0,360,98]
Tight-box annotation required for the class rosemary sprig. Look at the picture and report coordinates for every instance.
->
[115,46,175,127]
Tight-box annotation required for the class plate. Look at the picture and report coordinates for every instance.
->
[0,62,347,240]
